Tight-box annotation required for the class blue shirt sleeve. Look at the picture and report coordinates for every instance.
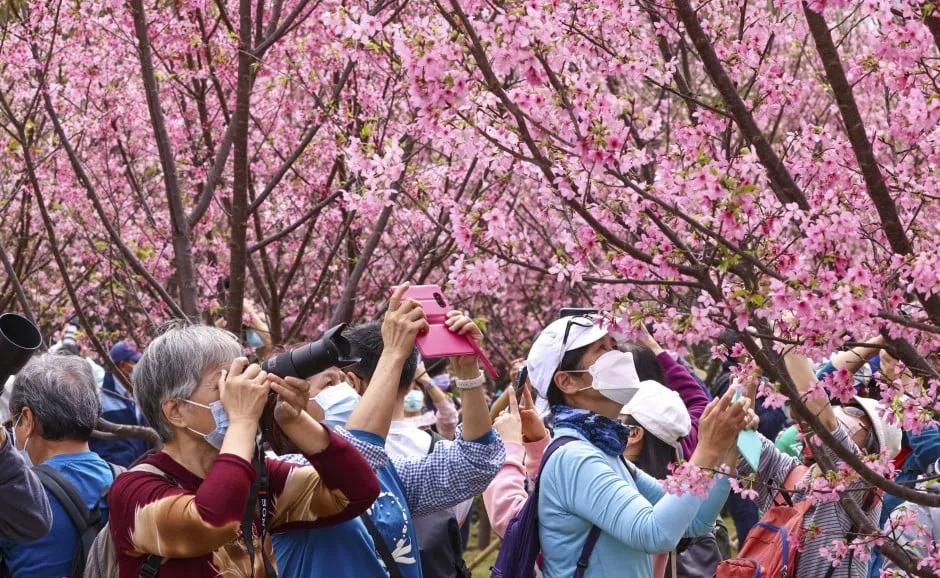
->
[390,426,505,517]
[543,442,726,553]
[907,428,940,473]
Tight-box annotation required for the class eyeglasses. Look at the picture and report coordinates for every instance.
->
[561,315,598,347]
[835,405,875,451]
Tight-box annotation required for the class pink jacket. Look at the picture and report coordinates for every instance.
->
[482,436,550,537]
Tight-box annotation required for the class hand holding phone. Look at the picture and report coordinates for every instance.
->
[391,284,498,379]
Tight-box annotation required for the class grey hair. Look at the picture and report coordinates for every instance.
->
[134,322,242,442]
[10,353,101,441]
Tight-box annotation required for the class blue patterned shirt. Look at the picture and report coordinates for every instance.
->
[273,426,504,577]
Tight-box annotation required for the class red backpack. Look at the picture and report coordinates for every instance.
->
[717,465,880,578]
[717,466,811,578]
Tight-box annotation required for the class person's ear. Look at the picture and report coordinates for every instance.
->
[162,399,190,430]
[20,407,38,439]
[553,371,580,396]
[345,372,366,395]
[628,425,645,446]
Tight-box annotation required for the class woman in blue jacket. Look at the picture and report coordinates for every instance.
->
[525,315,755,578]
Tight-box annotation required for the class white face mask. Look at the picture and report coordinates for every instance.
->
[312,383,361,430]
[12,413,32,466]
[573,350,641,406]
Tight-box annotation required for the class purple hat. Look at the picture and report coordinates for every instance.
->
[110,341,142,364]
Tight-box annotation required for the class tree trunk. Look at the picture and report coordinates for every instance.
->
[225,0,255,334]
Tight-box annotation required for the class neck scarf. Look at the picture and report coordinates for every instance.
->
[553,404,631,456]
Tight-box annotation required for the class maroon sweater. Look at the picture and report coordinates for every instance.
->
[108,428,379,577]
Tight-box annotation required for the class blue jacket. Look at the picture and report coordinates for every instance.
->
[538,427,730,578]
[88,374,149,467]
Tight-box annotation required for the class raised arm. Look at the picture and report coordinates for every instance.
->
[0,428,52,543]
[483,386,545,537]
[444,310,492,440]
[817,336,884,378]
[785,350,837,431]
[345,284,429,438]
[266,375,380,530]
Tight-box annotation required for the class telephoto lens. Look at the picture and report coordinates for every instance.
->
[0,313,44,385]
[261,323,359,379]
[260,324,359,454]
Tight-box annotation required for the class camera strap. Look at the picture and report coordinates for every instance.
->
[242,440,278,577]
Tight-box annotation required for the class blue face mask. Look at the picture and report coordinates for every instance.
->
[313,383,360,429]
[404,390,425,413]
[246,328,264,350]
[185,400,229,450]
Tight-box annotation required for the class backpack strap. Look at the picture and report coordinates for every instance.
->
[123,462,177,578]
[574,525,602,578]
[361,513,405,578]
[428,430,445,453]
[775,464,810,507]
[32,465,94,532]
[541,438,605,577]
[820,485,880,578]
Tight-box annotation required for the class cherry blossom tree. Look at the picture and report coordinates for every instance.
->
[1,0,939,571]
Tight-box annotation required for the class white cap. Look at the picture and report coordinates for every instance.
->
[526,315,609,399]
[852,396,902,459]
[622,380,691,449]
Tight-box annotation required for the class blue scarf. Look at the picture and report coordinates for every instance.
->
[553,405,631,456]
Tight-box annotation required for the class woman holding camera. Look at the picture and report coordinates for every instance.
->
[107,323,379,578]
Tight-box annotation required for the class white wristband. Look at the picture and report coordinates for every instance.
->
[455,374,486,390]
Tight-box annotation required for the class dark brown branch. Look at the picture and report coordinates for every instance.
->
[328,138,414,325]
[673,0,810,210]
[129,0,200,317]
[32,91,189,319]
[802,2,940,327]
[249,190,343,253]
[0,241,37,324]
[224,0,256,333]
[94,418,162,449]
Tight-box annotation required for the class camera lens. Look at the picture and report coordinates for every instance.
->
[433,293,446,308]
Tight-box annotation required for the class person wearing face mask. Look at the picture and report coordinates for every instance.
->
[273,285,505,578]
[527,314,754,578]
[726,350,901,578]
[88,340,150,467]
[0,353,111,577]
[106,323,379,578]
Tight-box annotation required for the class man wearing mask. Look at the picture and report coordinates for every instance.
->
[273,285,505,578]
[89,341,149,466]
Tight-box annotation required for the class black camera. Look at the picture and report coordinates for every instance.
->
[260,324,359,455]
[261,323,359,379]
[0,313,43,385]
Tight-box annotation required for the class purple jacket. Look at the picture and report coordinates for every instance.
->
[656,352,709,459]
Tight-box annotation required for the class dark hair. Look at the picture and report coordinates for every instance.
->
[547,344,591,407]
[618,343,665,383]
[425,358,449,378]
[623,415,679,479]
[346,321,418,393]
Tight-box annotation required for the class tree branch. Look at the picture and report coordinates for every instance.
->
[673,0,810,210]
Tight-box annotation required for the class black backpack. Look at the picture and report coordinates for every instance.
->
[29,463,123,578]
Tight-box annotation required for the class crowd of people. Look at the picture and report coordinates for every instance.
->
[0,285,936,578]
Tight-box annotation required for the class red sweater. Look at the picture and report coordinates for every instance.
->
[107,429,379,577]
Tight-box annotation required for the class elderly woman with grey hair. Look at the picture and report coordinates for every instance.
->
[1,353,114,578]
[106,323,379,578]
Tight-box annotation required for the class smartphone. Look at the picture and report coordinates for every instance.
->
[558,307,598,319]
[394,285,499,379]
